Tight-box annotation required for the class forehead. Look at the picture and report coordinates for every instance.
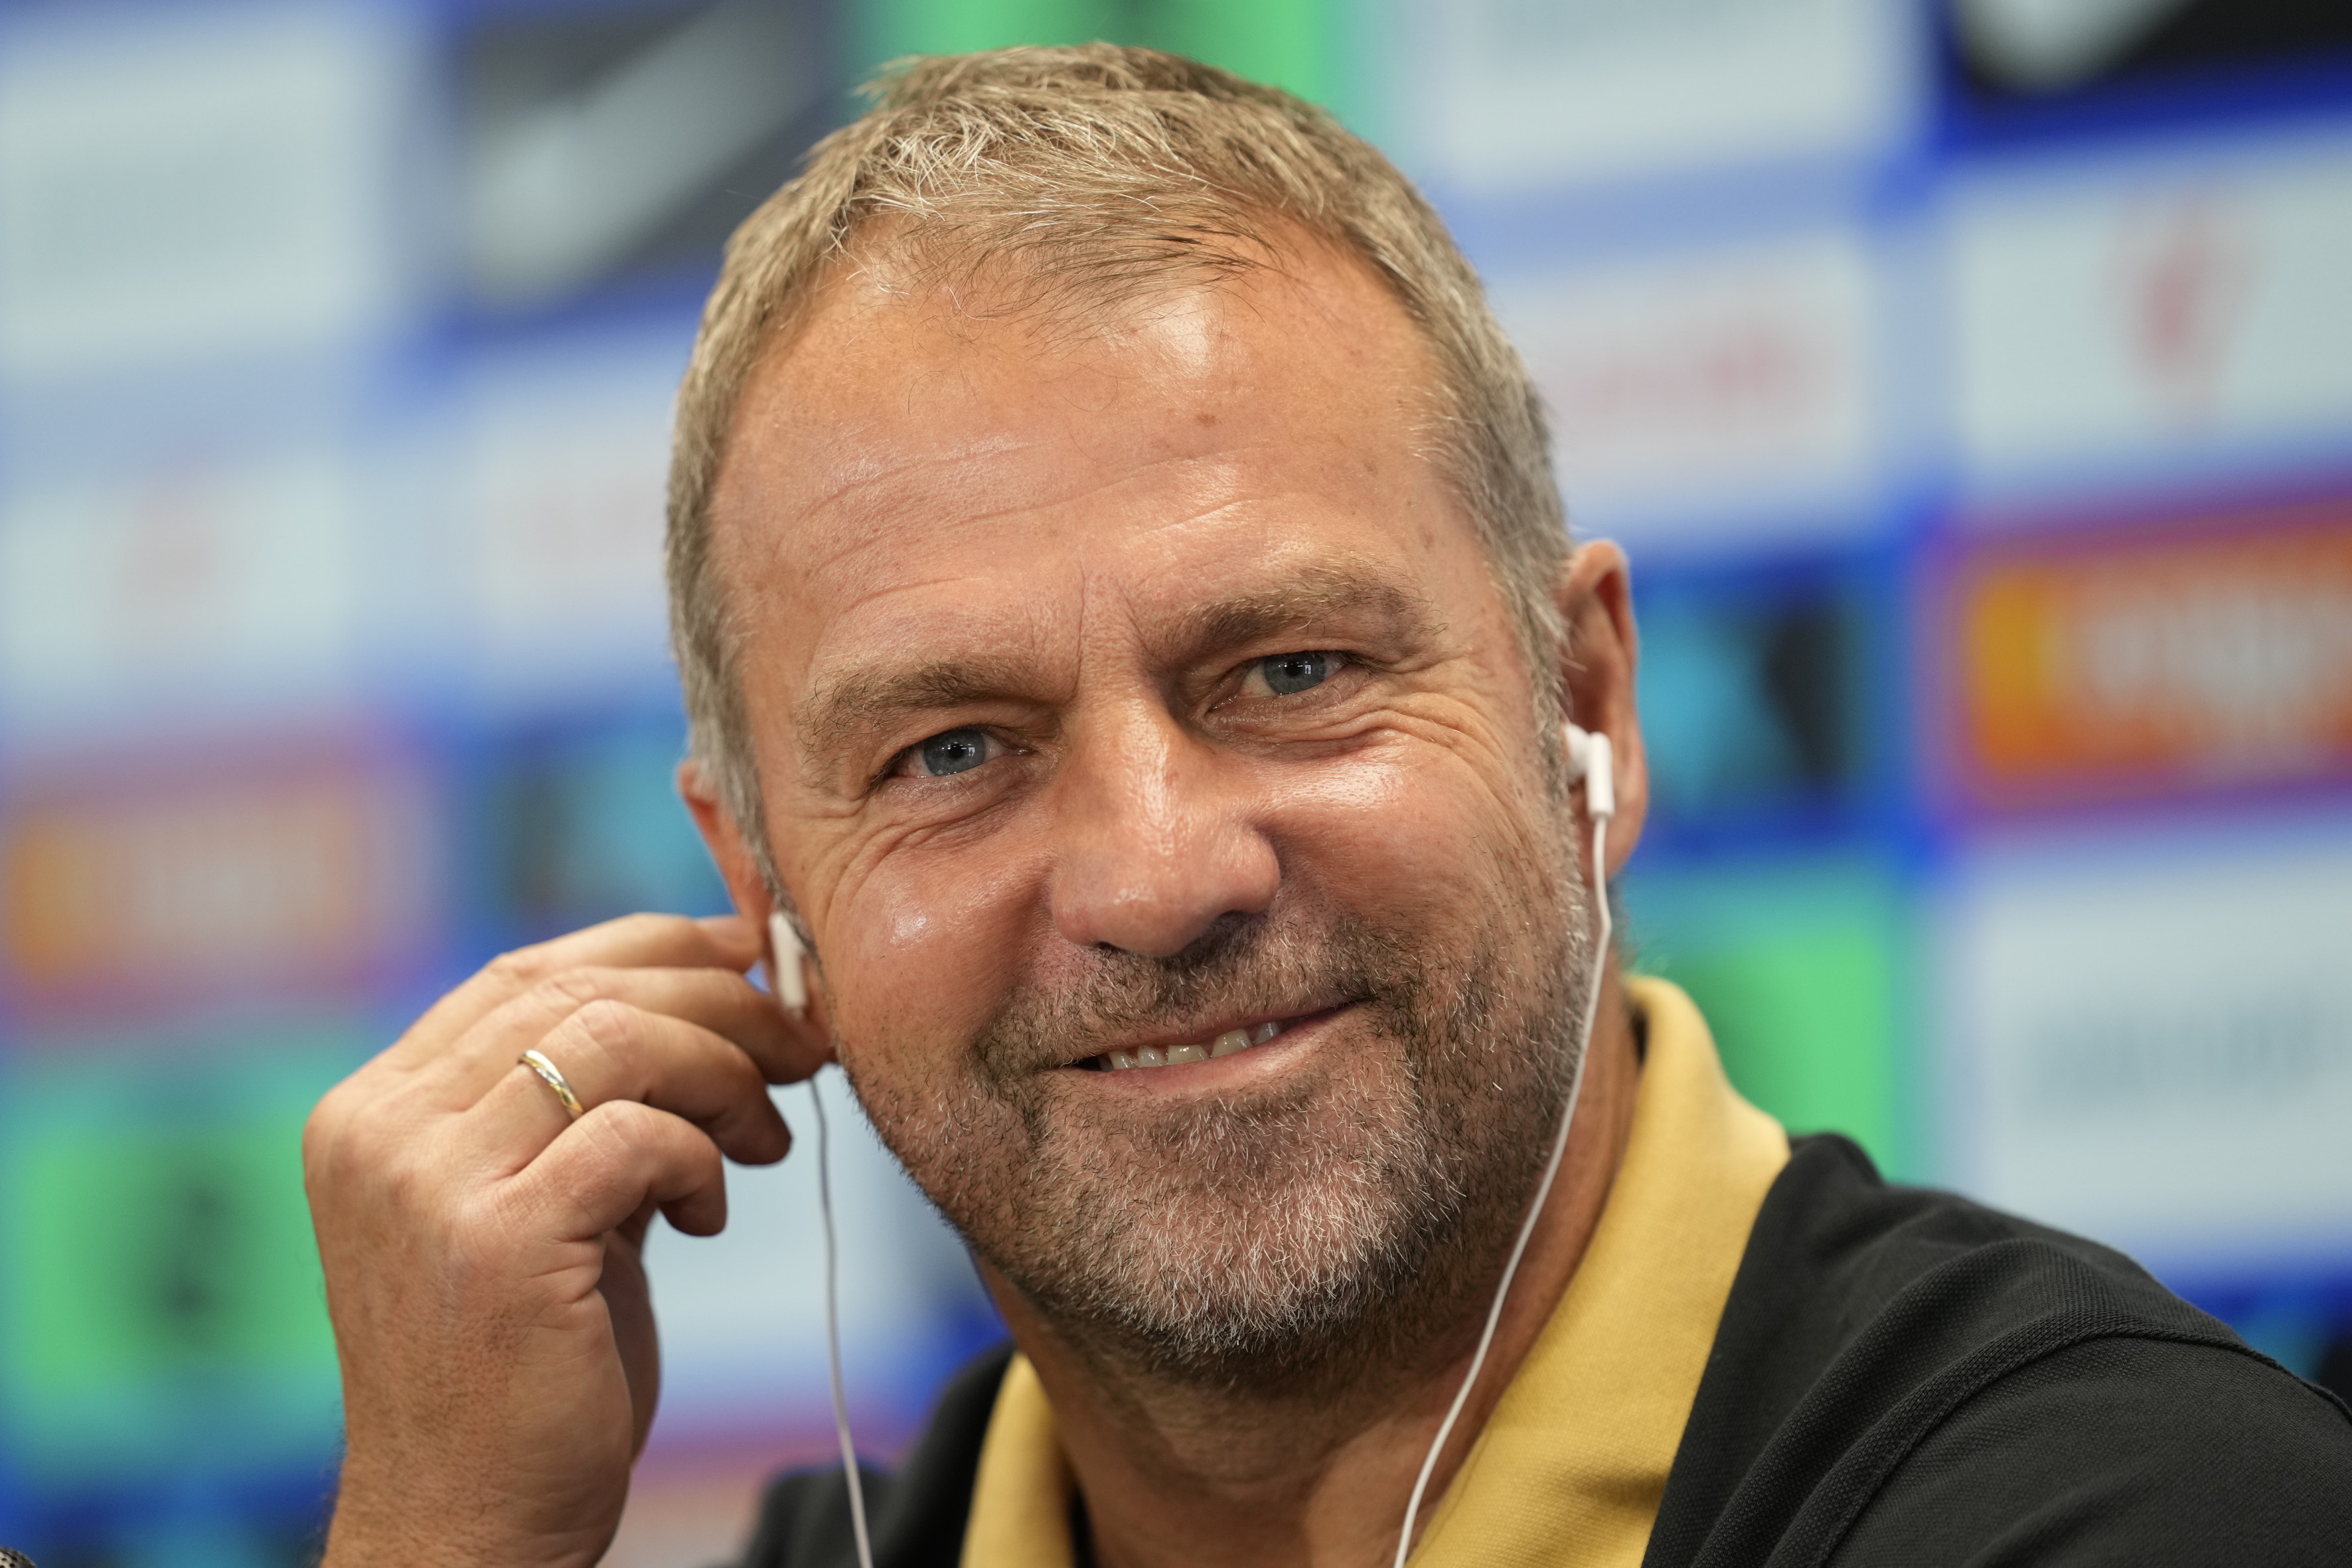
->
[707,242,1477,698]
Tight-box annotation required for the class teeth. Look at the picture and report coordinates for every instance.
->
[1103,1019,1289,1071]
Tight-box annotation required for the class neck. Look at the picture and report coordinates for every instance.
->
[985,965,1644,1568]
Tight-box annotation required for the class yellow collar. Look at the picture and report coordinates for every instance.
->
[960,977,1790,1568]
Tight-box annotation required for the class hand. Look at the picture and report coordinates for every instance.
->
[303,913,826,1568]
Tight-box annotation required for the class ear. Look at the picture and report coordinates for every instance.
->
[1550,540,1648,879]
[678,758,837,1056]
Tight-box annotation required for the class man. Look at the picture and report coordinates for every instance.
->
[303,46,2352,1568]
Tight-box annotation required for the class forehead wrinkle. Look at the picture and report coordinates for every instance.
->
[794,432,1047,532]
[795,457,1296,633]
[760,289,1350,530]
[795,441,1255,584]
[765,316,1228,544]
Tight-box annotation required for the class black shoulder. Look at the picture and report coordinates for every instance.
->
[732,1342,1014,1568]
[1840,1335,2352,1565]
[1647,1136,2352,1568]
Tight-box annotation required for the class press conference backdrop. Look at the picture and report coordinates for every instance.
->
[2,1,2349,1561]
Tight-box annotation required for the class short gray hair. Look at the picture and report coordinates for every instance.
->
[665,44,1567,890]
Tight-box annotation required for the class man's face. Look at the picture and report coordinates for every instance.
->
[709,245,1595,1381]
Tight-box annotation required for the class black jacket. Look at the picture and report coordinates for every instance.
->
[734,1136,2352,1565]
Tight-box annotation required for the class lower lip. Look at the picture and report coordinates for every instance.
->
[1060,1006,1357,1095]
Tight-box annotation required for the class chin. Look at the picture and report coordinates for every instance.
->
[1006,1052,1459,1383]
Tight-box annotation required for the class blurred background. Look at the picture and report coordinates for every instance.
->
[1,0,2349,1561]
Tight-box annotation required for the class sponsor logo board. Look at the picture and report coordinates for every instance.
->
[1935,495,2352,812]
[1940,830,2352,1274]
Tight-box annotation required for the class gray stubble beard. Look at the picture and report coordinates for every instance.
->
[852,830,1597,1399]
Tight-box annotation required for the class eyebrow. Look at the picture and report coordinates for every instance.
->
[795,561,1445,772]
[1170,564,1442,662]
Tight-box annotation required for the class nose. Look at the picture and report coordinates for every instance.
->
[1047,703,1281,958]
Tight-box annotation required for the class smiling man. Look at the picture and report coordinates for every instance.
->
[303,46,2352,1568]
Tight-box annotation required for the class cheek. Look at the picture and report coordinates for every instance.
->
[1276,742,1545,919]
[824,852,1032,1070]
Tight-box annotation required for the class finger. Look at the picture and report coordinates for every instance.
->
[385,913,762,1070]
[512,1099,731,1241]
[461,999,794,1171]
[418,964,827,1112]
[597,1219,662,1457]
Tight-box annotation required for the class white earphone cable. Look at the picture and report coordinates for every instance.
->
[1392,807,1614,1567]
[811,1077,878,1568]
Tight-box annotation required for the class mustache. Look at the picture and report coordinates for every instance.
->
[972,912,1413,1080]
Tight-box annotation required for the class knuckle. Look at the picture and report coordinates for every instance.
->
[302,1101,348,1169]
[591,1097,662,1143]
[563,1110,640,1190]
[533,965,621,1016]
[378,1137,444,1217]
[300,1106,344,1190]
[484,942,557,989]
[585,1099,704,1180]
[473,1177,542,1250]
[303,1084,349,1148]
[303,1080,385,1189]
[566,997,645,1056]
[543,999,645,1090]
[445,1187,518,1279]
[617,910,688,942]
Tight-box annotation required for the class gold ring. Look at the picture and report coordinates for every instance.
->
[518,1048,584,1120]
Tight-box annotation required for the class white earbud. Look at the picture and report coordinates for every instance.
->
[1564,721,1616,823]
[767,910,809,1016]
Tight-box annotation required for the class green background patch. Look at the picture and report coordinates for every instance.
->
[852,0,1349,117]
[1625,855,1917,1179]
[0,1027,362,1482]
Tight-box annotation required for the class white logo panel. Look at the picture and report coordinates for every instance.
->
[1496,232,1879,544]
[0,5,413,381]
[1942,829,2352,1273]
[0,452,360,726]
[1409,0,1914,194]
[1948,135,2352,493]
[463,333,683,694]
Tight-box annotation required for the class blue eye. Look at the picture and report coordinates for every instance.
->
[1258,651,1337,696]
[913,728,992,777]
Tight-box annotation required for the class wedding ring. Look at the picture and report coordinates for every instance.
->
[518,1048,585,1120]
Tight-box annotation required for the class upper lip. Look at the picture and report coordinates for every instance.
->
[1058,996,1357,1067]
